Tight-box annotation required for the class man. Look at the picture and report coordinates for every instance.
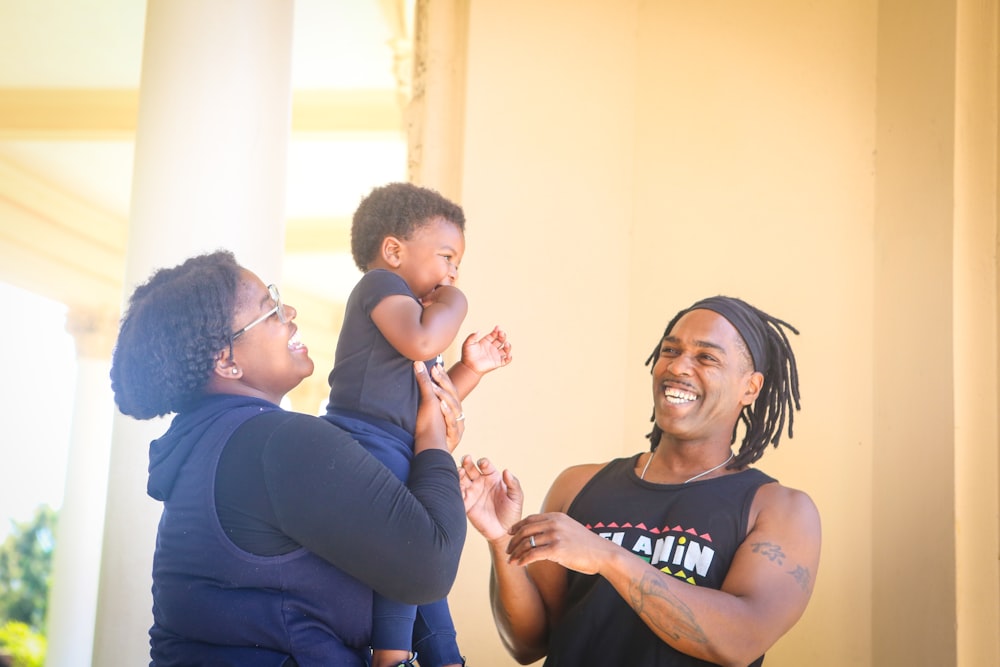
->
[460,296,820,666]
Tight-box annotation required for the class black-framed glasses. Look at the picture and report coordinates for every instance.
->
[228,284,286,360]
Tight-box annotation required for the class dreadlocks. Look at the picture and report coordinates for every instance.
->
[644,296,801,469]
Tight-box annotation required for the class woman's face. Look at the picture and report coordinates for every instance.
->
[224,269,314,404]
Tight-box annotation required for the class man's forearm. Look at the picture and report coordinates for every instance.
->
[598,549,769,667]
[488,539,550,665]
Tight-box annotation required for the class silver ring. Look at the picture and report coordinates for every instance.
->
[529,535,536,548]
[456,413,465,422]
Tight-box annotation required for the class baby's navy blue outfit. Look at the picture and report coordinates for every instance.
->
[325,269,462,666]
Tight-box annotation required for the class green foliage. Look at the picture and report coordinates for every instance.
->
[0,506,57,633]
[0,621,46,667]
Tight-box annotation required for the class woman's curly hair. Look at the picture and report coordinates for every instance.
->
[110,250,241,419]
[350,182,465,272]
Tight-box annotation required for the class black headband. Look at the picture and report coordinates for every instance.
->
[668,296,770,371]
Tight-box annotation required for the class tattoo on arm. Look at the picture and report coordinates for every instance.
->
[788,565,812,592]
[628,571,707,645]
[751,541,786,565]
[751,541,812,592]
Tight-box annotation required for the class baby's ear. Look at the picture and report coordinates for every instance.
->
[381,236,403,267]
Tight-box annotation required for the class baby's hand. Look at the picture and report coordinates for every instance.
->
[460,326,513,375]
[419,284,465,309]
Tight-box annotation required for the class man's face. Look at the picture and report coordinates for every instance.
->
[650,309,762,445]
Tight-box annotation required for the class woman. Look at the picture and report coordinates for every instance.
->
[110,250,468,667]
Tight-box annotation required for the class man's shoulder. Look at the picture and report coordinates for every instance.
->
[749,476,821,535]
[751,475,815,506]
[544,458,627,512]
[556,460,608,486]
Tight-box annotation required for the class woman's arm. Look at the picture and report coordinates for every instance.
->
[262,363,467,605]
[260,417,463,605]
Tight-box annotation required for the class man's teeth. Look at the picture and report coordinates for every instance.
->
[665,388,697,404]
[288,332,304,350]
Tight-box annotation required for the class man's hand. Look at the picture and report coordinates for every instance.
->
[505,511,623,575]
[459,455,523,542]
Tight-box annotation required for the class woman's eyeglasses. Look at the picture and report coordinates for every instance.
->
[228,284,285,361]
[231,284,286,340]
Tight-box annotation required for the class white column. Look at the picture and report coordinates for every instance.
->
[92,1,295,665]
[44,309,117,667]
[407,0,468,198]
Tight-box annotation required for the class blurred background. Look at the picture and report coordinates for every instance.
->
[0,0,410,523]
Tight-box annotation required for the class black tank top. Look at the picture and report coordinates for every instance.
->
[544,454,775,667]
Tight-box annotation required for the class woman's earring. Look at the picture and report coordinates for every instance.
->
[232,367,239,375]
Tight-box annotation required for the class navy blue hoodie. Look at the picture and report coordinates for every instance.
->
[146,394,374,666]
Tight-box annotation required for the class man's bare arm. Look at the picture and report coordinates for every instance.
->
[508,482,821,667]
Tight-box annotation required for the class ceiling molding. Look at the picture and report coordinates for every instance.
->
[283,216,352,254]
[0,88,404,140]
[0,89,139,140]
[0,157,125,310]
[0,155,353,312]
[291,90,404,135]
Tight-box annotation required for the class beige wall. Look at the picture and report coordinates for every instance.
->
[873,2,956,664]
[445,1,998,666]
[873,0,999,665]
[952,1,999,664]
[453,3,638,659]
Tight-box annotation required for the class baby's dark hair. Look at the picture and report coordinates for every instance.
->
[350,182,465,271]
[644,296,801,468]
[110,250,241,419]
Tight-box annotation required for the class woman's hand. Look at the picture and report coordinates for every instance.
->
[413,360,466,454]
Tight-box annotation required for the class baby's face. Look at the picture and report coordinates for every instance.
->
[397,216,465,299]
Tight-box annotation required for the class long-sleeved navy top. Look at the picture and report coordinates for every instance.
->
[214,408,465,604]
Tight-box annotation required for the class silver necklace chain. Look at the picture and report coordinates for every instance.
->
[640,449,735,483]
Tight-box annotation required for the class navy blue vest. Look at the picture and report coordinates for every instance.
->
[148,395,373,666]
